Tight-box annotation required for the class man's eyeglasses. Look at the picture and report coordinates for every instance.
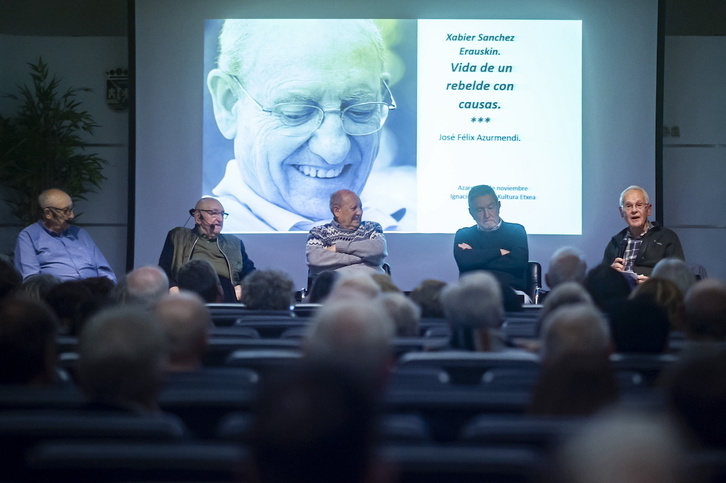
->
[231,75,397,137]
[622,202,649,211]
[195,209,229,219]
[45,206,74,216]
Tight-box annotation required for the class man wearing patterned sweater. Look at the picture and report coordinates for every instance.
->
[306,190,388,279]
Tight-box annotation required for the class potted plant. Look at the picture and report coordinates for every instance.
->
[0,57,106,227]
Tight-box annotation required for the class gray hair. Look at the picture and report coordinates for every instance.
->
[440,271,503,329]
[154,292,210,369]
[651,258,696,296]
[113,266,169,310]
[304,299,393,386]
[241,269,294,311]
[217,19,386,82]
[619,185,650,207]
[547,246,587,288]
[78,305,167,408]
[377,292,421,337]
[540,303,610,362]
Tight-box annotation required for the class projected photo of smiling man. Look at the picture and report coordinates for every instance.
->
[207,19,403,232]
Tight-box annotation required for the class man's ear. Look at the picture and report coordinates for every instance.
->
[619,206,625,218]
[207,68,240,140]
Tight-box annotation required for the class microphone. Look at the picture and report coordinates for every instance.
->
[189,209,196,216]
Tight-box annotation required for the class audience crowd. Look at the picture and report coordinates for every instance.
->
[0,250,724,482]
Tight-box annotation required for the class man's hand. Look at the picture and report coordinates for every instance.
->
[235,284,243,301]
[457,243,472,250]
[324,245,336,252]
[610,258,625,271]
[636,274,648,284]
[169,286,180,294]
[500,249,510,256]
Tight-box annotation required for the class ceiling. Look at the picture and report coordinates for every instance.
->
[0,0,725,36]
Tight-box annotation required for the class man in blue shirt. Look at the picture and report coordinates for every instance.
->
[14,189,116,283]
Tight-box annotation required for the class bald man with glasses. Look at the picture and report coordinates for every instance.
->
[206,19,413,232]
[14,188,117,282]
[159,197,256,302]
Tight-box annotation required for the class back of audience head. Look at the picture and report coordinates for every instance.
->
[241,269,293,310]
[306,270,339,303]
[584,265,631,315]
[609,297,670,354]
[662,346,726,448]
[652,257,696,296]
[327,273,381,301]
[112,265,169,310]
[557,409,683,483]
[683,278,726,342]
[546,246,587,289]
[45,280,93,334]
[78,305,167,411]
[441,271,503,329]
[0,256,22,301]
[540,303,611,364]
[304,299,394,390]
[19,274,61,304]
[250,362,381,483]
[537,282,594,334]
[441,271,504,351]
[154,292,210,372]
[176,259,223,303]
[631,276,684,331]
[529,352,619,417]
[378,291,421,337]
[0,296,59,385]
[409,279,447,319]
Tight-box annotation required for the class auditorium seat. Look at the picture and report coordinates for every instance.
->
[232,313,308,338]
[458,414,583,451]
[224,349,302,377]
[397,350,540,385]
[26,441,246,482]
[202,337,299,366]
[609,353,677,386]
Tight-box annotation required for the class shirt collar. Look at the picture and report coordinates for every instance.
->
[477,218,503,232]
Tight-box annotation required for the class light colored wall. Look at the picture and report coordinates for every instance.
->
[0,35,128,278]
[662,36,726,281]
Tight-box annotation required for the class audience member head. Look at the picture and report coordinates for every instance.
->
[45,280,93,334]
[584,265,631,315]
[241,269,294,310]
[557,409,683,483]
[409,279,447,319]
[441,271,503,329]
[682,278,726,342]
[441,271,504,351]
[652,257,697,296]
[176,259,223,303]
[327,273,381,301]
[546,246,587,289]
[304,299,394,390]
[306,270,339,303]
[154,292,211,372]
[0,296,59,385]
[250,362,381,483]
[537,282,594,332]
[663,347,726,448]
[0,256,22,300]
[113,266,170,310]
[377,292,421,337]
[540,303,611,363]
[529,352,619,417]
[19,273,61,302]
[78,305,167,411]
[609,298,670,354]
[631,276,685,331]
[371,273,401,293]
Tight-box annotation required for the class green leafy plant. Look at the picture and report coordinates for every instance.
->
[0,57,106,226]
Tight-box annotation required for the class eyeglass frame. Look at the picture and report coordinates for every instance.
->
[44,205,74,216]
[230,74,397,137]
[195,209,229,219]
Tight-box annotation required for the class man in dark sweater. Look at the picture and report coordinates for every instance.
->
[453,185,529,292]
